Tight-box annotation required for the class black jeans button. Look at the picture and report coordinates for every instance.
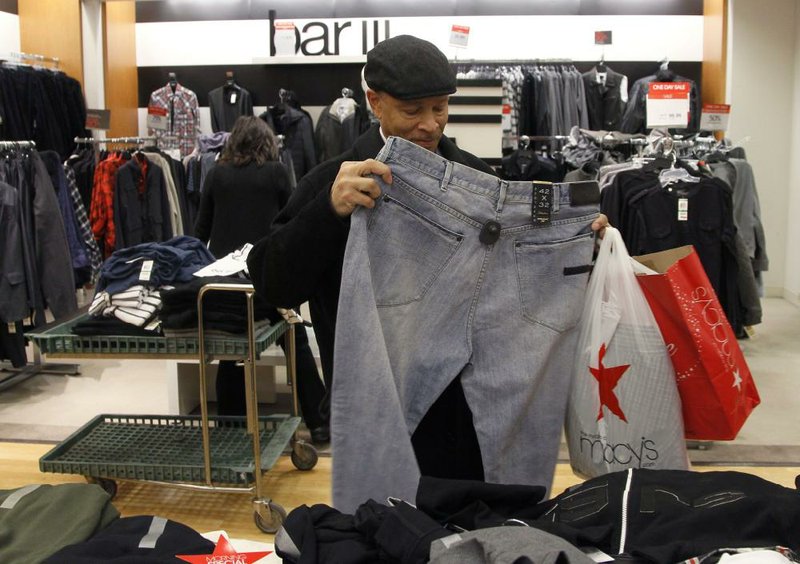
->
[479,220,502,245]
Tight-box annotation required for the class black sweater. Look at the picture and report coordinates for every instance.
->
[194,161,291,258]
[247,124,495,391]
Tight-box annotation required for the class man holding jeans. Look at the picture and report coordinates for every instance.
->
[248,35,608,493]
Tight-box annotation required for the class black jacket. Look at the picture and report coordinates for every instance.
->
[261,105,317,181]
[247,124,494,391]
[113,155,173,250]
[208,84,254,133]
[620,68,700,134]
[582,66,628,131]
[194,161,291,258]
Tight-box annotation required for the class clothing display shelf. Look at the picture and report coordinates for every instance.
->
[29,283,318,534]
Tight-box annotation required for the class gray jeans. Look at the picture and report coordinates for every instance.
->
[332,136,598,512]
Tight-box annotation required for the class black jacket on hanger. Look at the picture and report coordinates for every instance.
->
[260,105,317,181]
[582,66,628,131]
[620,68,701,134]
[113,155,173,249]
[208,84,254,133]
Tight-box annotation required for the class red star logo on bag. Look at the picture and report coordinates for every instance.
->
[589,343,630,422]
[177,534,272,563]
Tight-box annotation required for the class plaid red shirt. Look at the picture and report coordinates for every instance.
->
[90,154,126,258]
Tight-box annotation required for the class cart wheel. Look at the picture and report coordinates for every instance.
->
[291,442,318,471]
[254,502,287,534]
[86,477,118,499]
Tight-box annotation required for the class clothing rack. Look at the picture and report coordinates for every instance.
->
[1,136,80,390]
[4,51,60,68]
[452,58,574,65]
[0,148,81,386]
[74,136,156,145]
[0,140,37,149]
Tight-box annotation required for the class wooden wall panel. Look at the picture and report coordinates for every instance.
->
[702,0,728,105]
[103,1,138,138]
[18,0,83,84]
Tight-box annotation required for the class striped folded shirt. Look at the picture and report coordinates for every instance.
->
[89,285,162,327]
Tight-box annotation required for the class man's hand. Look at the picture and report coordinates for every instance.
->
[591,213,610,239]
[330,159,393,217]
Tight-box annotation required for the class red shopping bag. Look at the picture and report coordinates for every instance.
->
[633,246,760,440]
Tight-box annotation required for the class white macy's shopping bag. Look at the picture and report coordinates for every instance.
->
[565,228,690,478]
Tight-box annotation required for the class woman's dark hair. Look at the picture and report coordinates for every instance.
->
[219,116,279,166]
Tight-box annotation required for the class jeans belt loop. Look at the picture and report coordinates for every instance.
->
[497,180,508,213]
[376,136,394,163]
[552,182,561,214]
[440,159,453,191]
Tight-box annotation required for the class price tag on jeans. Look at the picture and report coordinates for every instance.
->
[647,82,690,128]
[449,25,470,48]
[699,103,731,131]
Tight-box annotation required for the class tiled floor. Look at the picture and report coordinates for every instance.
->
[1,298,798,462]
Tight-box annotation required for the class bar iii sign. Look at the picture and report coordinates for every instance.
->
[270,18,392,56]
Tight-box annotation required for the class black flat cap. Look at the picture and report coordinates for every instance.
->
[364,35,456,100]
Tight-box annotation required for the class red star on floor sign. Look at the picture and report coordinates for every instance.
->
[177,534,272,563]
[589,343,630,423]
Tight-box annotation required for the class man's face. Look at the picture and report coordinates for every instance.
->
[367,90,449,152]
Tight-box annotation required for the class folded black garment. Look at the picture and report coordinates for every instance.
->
[160,275,273,320]
[42,515,215,563]
[71,316,163,337]
[160,309,271,333]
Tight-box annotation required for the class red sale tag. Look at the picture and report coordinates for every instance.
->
[700,103,731,131]
[648,82,691,99]
[647,82,691,128]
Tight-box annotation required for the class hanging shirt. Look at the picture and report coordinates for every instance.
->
[90,153,127,258]
[148,83,200,158]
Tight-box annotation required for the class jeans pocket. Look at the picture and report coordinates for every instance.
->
[367,195,463,306]
[515,232,593,333]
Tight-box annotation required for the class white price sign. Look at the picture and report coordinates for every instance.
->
[146,106,168,131]
[449,25,470,48]
[699,103,731,131]
[274,21,296,56]
[646,82,691,128]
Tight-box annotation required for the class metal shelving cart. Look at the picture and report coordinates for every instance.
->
[29,283,318,533]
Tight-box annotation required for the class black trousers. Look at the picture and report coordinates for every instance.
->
[215,322,326,429]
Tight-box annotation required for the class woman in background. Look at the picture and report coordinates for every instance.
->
[195,115,329,444]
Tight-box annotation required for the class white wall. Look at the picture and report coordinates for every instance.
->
[81,0,105,112]
[0,11,20,55]
[136,15,704,66]
[726,0,796,297]
[786,3,800,305]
